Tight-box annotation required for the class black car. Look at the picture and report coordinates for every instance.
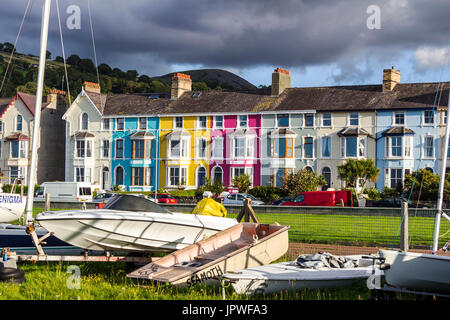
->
[366,197,428,208]
[272,196,295,206]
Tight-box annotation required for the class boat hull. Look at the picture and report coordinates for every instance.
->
[36,209,238,253]
[0,194,26,223]
[223,260,372,295]
[127,223,290,286]
[379,249,450,295]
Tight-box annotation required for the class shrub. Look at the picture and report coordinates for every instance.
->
[248,186,288,204]
[363,186,382,200]
[282,169,326,196]
[232,174,252,193]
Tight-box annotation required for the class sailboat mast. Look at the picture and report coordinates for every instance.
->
[25,0,52,224]
[433,89,450,253]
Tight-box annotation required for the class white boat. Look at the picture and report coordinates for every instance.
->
[222,254,374,295]
[36,194,239,253]
[0,193,26,223]
[372,90,450,297]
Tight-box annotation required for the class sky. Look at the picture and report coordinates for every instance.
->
[0,0,450,88]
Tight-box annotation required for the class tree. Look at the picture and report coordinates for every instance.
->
[98,63,113,75]
[232,174,252,193]
[78,58,96,74]
[46,50,51,59]
[1,42,15,54]
[403,169,450,202]
[282,168,326,196]
[125,70,138,80]
[66,54,81,66]
[337,158,379,192]
[54,56,64,63]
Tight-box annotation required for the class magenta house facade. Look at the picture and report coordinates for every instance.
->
[209,114,261,188]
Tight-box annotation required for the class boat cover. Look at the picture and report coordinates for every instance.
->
[191,198,227,217]
[296,252,359,270]
[103,194,171,213]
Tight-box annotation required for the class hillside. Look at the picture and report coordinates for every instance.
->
[154,69,256,91]
[0,44,256,99]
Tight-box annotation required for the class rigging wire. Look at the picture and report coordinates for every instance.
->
[55,0,72,105]
[0,0,33,96]
[87,0,103,105]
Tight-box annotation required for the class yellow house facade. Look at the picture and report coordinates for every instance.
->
[159,115,211,190]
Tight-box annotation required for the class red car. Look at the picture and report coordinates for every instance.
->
[152,193,177,204]
[280,190,353,207]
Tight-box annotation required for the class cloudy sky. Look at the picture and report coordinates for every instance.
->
[1,0,450,87]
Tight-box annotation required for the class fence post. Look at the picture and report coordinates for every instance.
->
[400,201,409,252]
[45,193,51,211]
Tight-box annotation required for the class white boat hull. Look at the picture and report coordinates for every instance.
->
[36,209,238,253]
[223,259,373,295]
[379,249,450,295]
[0,194,26,223]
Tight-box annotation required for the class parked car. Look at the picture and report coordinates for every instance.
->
[272,196,295,206]
[222,193,265,206]
[366,197,428,208]
[148,193,177,204]
[280,190,353,207]
[91,192,116,203]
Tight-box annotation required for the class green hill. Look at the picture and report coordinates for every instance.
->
[0,43,256,100]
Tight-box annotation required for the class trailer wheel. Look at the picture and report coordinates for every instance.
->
[0,267,26,284]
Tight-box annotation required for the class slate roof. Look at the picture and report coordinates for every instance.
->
[72,131,95,138]
[5,132,29,141]
[83,81,450,117]
[337,128,373,137]
[129,131,155,139]
[381,127,416,136]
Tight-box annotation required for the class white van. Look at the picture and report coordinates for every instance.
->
[34,182,93,202]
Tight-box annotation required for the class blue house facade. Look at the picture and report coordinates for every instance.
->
[376,108,439,190]
[110,115,160,192]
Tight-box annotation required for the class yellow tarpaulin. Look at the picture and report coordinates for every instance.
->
[192,198,227,217]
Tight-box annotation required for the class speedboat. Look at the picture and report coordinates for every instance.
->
[36,194,239,253]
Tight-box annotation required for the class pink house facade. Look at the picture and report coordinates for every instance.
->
[209,114,261,189]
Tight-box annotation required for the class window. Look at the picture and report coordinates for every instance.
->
[132,139,152,159]
[233,136,254,158]
[349,113,359,126]
[175,117,183,129]
[75,140,92,158]
[277,114,289,127]
[390,168,403,189]
[213,166,223,183]
[303,137,313,158]
[444,110,448,125]
[116,118,124,131]
[116,139,124,158]
[238,115,248,127]
[197,167,207,187]
[341,137,366,158]
[322,113,332,127]
[231,167,253,183]
[131,167,152,186]
[103,118,110,131]
[86,168,92,183]
[102,140,110,158]
[385,136,412,158]
[214,116,223,128]
[321,136,331,158]
[424,110,434,125]
[115,166,124,185]
[198,116,207,129]
[168,167,187,186]
[10,141,26,159]
[0,121,3,132]
[423,136,434,158]
[139,117,147,130]
[304,114,314,127]
[272,138,293,158]
[9,166,21,184]
[394,112,405,125]
[197,139,207,158]
[75,167,85,182]
[212,137,223,158]
[322,167,331,188]
[169,138,188,158]
[81,113,88,131]
[16,115,22,132]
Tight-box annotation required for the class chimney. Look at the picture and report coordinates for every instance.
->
[271,67,291,96]
[47,89,66,110]
[382,67,400,92]
[171,73,192,99]
[83,81,101,94]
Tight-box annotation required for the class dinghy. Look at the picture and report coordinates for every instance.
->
[222,253,374,295]
[127,223,290,286]
[36,194,238,253]
[0,193,26,223]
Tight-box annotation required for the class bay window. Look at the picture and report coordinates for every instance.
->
[272,137,294,158]
[132,139,152,159]
[169,138,189,158]
[385,136,413,158]
[10,140,27,159]
[340,136,366,158]
[233,136,254,159]
[75,139,92,158]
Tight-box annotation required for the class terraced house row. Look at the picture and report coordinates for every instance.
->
[6,67,447,192]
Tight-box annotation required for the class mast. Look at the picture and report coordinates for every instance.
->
[433,90,450,253]
[25,0,52,224]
